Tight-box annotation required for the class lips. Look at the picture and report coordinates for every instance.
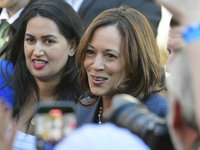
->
[32,59,48,69]
[91,75,107,85]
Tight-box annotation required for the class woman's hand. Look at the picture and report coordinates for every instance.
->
[0,100,16,150]
[155,0,200,25]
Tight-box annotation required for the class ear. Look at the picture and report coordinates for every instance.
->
[68,38,77,57]
[172,99,183,129]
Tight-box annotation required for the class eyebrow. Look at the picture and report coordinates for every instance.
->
[88,44,120,54]
[25,33,57,39]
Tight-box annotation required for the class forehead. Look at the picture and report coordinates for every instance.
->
[26,15,60,34]
[90,26,124,53]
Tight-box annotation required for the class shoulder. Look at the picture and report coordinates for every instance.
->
[142,94,168,118]
[76,97,99,127]
[13,130,36,150]
[7,123,36,149]
[0,59,14,106]
[0,59,13,79]
[0,59,13,73]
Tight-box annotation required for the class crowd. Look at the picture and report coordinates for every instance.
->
[0,0,199,149]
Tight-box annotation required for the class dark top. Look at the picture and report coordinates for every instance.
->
[78,0,161,36]
[76,94,168,127]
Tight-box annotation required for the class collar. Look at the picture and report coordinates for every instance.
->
[65,0,84,12]
[0,7,24,24]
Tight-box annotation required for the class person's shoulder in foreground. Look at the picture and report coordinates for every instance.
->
[0,59,14,106]
[143,93,168,118]
[53,123,150,150]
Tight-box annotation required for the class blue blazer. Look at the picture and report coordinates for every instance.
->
[0,59,14,106]
[76,94,168,127]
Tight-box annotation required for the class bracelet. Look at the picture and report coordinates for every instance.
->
[182,23,200,43]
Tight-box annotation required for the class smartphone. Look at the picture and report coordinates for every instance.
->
[34,101,77,150]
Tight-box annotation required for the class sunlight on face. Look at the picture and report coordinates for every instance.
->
[84,26,127,98]
[24,15,74,82]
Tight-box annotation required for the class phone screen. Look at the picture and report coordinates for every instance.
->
[34,107,76,150]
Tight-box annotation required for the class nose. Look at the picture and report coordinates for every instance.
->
[167,38,173,49]
[92,54,104,71]
[33,42,45,57]
[167,38,174,55]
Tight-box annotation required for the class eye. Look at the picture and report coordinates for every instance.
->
[25,38,35,44]
[85,50,95,56]
[45,39,55,44]
[106,53,117,59]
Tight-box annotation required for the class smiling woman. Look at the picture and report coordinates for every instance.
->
[0,0,84,149]
[84,26,127,97]
[76,5,169,127]
[24,16,75,82]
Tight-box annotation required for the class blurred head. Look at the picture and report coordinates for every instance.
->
[166,17,185,73]
[76,5,162,106]
[0,0,20,8]
[0,0,30,16]
[167,50,199,150]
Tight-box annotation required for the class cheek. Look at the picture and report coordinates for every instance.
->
[113,66,128,86]
[56,52,69,68]
[113,61,127,77]
[24,44,31,60]
[83,58,89,71]
[48,45,68,62]
[56,42,70,60]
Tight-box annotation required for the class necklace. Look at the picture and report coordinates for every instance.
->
[98,104,103,125]
[31,117,36,125]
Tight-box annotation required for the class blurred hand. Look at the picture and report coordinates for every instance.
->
[168,26,184,49]
[154,0,200,25]
[0,100,16,150]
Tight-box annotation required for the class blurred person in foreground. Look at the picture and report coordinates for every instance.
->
[53,123,150,150]
[167,50,200,150]
[155,0,200,132]
[155,0,200,149]
[165,18,185,73]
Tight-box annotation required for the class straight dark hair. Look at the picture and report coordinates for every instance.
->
[1,0,84,128]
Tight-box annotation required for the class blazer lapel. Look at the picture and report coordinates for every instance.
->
[77,97,102,126]
[78,0,95,18]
